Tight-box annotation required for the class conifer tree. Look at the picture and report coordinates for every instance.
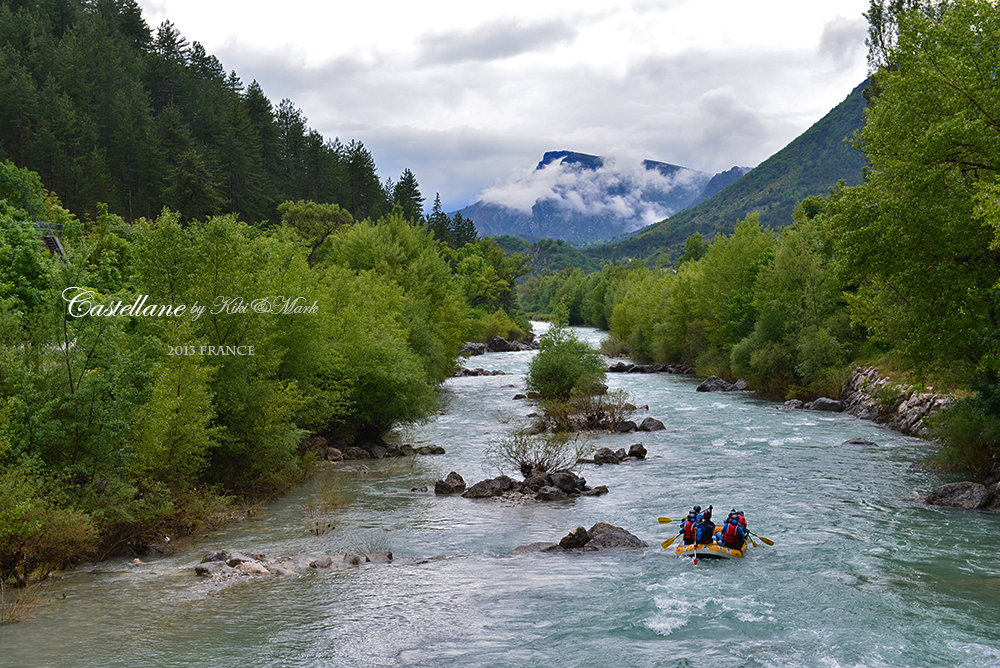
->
[392,168,425,223]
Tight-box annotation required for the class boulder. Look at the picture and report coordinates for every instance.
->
[549,471,583,494]
[841,437,878,447]
[235,561,269,576]
[269,560,299,576]
[385,444,416,458]
[310,556,334,569]
[461,342,486,356]
[593,447,621,465]
[638,417,665,432]
[507,542,560,555]
[536,485,568,501]
[225,551,256,567]
[366,552,392,563]
[614,447,628,461]
[627,443,647,459]
[325,447,344,462]
[359,441,388,458]
[696,376,740,392]
[783,399,804,410]
[434,471,467,495]
[461,475,521,498]
[925,481,995,509]
[487,336,513,352]
[194,560,232,577]
[559,526,590,549]
[200,550,228,563]
[584,522,648,549]
[342,446,371,460]
[521,473,549,492]
[344,553,363,565]
[415,445,446,455]
[807,397,844,412]
[580,485,609,496]
[614,420,637,433]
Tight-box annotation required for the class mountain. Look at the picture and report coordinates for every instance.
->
[456,151,750,245]
[585,80,870,264]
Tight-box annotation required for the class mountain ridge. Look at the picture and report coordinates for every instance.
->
[456,151,749,245]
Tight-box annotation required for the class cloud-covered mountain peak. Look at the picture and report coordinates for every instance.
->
[459,151,749,244]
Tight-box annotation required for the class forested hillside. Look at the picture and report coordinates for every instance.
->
[0,0,408,224]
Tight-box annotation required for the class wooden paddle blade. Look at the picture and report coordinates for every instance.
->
[757,535,774,546]
[657,517,673,524]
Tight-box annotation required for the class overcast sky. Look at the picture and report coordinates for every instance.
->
[137,0,871,213]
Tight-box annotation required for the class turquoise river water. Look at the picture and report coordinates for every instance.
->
[3,324,1000,667]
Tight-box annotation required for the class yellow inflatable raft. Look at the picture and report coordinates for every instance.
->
[674,541,745,560]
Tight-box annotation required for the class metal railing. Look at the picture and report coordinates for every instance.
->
[17,221,64,238]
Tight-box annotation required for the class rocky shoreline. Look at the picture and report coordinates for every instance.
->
[839,366,954,439]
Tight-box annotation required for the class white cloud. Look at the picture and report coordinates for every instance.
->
[819,16,869,69]
[478,152,710,230]
[417,17,578,65]
[138,0,872,213]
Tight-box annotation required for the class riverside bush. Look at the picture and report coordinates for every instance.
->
[484,430,588,477]
[525,324,606,400]
[927,383,1000,483]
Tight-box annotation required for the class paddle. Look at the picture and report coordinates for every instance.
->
[661,535,677,549]
[748,530,773,546]
[657,517,673,524]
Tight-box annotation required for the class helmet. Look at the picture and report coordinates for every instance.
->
[693,505,701,513]
[703,507,712,519]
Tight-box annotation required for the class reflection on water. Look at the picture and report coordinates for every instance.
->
[4,325,1000,668]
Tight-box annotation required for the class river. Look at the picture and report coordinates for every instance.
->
[4,324,1000,667]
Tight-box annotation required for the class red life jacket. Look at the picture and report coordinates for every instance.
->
[683,519,697,542]
[722,521,741,545]
[738,513,747,529]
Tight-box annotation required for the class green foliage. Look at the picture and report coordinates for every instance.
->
[926,384,1000,483]
[676,232,707,266]
[278,199,353,267]
[828,0,1000,379]
[468,308,526,344]
[495,235,604,275]
[322,211,468,385]
[526,323,606,400]
[0,465,97,585]
[0,161,45,219]
[606,268,672,359]
[391,168,424,223]
[729,209,856,398]
[455,237,528,314]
